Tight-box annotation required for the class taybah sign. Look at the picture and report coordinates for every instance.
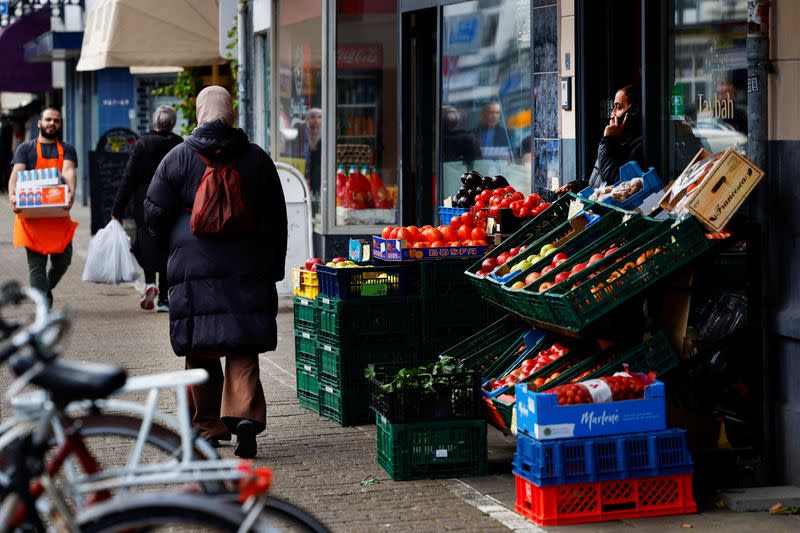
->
[89,128,139,234]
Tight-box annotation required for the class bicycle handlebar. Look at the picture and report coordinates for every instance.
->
[0,283,68,366]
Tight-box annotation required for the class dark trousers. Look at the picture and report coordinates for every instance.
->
[185,354,267,440]
[143,270,168,301]
[26,243,72,306]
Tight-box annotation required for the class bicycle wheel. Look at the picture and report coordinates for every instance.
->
[77,493,249,532]
[255,495,331,533]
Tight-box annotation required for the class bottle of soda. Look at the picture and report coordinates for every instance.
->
[35,188,42,206]
[18,189,27,207]
[335,165,347,207]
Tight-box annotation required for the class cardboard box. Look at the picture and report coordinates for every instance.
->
[660,148,764,232]
[16,185,70,219]
[514,380,667,440]
[685,149,764,232]
[371,236,488,261]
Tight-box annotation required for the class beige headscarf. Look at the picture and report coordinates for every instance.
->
[196,86,235,126]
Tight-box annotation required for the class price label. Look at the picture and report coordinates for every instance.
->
[325,386,334,393]
[435,449,448,458]
[303,365,312,372]
[302,332,311,339]
[324,345,332,352]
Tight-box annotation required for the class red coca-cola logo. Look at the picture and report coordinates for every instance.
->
[337,44,382,69]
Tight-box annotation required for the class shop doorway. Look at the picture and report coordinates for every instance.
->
[576,0,666,181]
[400,7,437,226]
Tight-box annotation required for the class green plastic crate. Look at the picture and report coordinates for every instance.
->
[544,217,710,332]
[375,414,488,481]
[417,258,477,298]
[317,295,420,348]
[440,316,533,380]
[294,332,318,374]
[293,296,318,334]
[296,364,319,413]
[318,376,373,426]
[589,331,679,380]
[418,294,493,360]
[317,341,418,384]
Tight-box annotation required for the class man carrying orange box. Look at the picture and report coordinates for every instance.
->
[7,107,78,308]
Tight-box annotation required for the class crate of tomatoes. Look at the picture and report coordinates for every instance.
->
[514,370,666,440]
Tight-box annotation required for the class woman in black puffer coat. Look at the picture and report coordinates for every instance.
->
[144,86,287,458]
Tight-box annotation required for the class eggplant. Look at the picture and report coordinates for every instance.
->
[482,176,494,189]
[460,172,471,185]
[458,186,468,197]
[491,175,509,188]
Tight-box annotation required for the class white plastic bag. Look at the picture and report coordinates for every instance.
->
[82,219,142,284]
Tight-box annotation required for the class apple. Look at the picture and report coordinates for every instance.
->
[539,282,553,292]
[310,263,319,272]
[509,247,521,256]
[551,252,568,264]
[305,257,323,270]
[540,244,556,256]
[554,272,570,284]
[588,253,605,264]
[332,257,346,264]
[526,254,541,263]
[482,258,498,271]
[525,272,541,285]
[497,252,510,266]
[541,265,554,274]
[571,263,588,274]
[604,247,618,258]
[516,259,532,271]
[511,281,526,290]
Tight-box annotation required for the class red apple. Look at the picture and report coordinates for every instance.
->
[571,263,588,274]
[305,257,323,269]
[539,282,553,292]
[525,272,541,285]
[497,252,510,266]
[604,247,618,258]
[482,258,498,271]
[588,253,605,264]
[551,252,568,264]
[554,272,570,284]
[509,247,521,256]
[541,265,554,274]
[332,257,346,264]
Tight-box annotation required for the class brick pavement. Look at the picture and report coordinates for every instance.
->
[3,197,798,533]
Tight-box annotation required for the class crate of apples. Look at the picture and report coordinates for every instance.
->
[486,342,570,394]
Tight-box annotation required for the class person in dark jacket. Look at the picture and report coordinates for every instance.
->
[112,106,182,312]
[441,106,480,168]
[557,84,645,194]
[474,101,511,161]
[144,86,288,458]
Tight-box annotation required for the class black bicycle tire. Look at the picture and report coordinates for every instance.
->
[78,493,246,532]
[215,493,331,533]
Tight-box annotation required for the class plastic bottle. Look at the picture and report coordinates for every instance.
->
[34,188,42,206]
[18,189,27,207]
[336,165,347,207]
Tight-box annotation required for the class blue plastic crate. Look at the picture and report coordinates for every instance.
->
[372,237,488,261]
[316,263,410,299]
[578,161,663,210]
[515,380,667,440]
[513,428,693,486]
[438,205,469,225]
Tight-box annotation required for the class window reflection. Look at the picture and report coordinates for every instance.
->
[670,0,748,174]
[441,0,532,200]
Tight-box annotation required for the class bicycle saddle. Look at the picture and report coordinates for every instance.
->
[10,356,127,402]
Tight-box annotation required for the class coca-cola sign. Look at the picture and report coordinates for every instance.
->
[337,44,383,69]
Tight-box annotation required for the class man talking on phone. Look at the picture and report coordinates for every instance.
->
[557,84,645,194]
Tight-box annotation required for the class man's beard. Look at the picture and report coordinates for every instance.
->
[40,128,60,140]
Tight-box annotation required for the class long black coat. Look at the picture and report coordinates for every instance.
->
[587,135,645,189]
[112,131,183,272]
[144,121,288,357]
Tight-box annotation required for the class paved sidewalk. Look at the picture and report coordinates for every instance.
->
[2,197,798,532]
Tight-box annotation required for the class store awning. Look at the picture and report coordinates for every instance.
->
[0,10,52,92]
[24,31,84,63]
[76,0,224,72]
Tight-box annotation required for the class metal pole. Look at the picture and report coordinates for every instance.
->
[747,0,772,484]
[237,0,251,133]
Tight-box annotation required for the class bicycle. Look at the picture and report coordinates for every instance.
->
[0,282,329,532]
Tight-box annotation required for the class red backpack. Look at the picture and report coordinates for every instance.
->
[190,153,254,236]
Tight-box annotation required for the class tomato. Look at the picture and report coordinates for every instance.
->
[512,191,525,201]
[381,226,395,239]
[406,225,421,242]
[450,215,463,228]
[457,225,473,242]
[488,205,501,218]
[395,228,413,243]
[441,225,459,242]
[505,186,517,193]
[500,197,513,208]
[389,227,401,239]
[460,212,473,226]
[473,239,488,246]
[471,227,487,241]
[474,200,486,210]
[430,241,446,248]
[424,228,444,243]
[518,206,531,218]
[412,241,429,248]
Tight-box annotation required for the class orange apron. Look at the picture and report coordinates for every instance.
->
[12,141,79,255]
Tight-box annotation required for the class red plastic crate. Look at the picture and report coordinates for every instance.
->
[514,472,697,526]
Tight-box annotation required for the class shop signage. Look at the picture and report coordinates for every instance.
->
[337,44,382,69]
[696,92,735,119]
[447,14,482,56]
[0,3,8,16]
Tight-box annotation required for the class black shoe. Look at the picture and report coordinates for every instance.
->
[234,420,258,458]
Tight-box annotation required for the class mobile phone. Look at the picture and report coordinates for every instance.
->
[619,105,640,122]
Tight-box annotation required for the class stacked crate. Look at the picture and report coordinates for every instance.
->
[370,364,487,481]
[293,296,320,413]
[512,382,697,526]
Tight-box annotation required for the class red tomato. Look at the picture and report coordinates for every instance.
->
[448,241,461,247]
[396,228,413,242]
[489,205,501,218]
[406,226,421,242]
[518,206,531,218]
[424,228,444,243]
[460,212,472,226]
[412,241,429,248]
[430,241,446,248]
[505,186,517,193]
[473,239,488,246]
[471,227,487,241]
[389,227,400,239]
[381,226,395,239]
[441,225,459,242]
[457,225,473,242]
[474,200,486,210]
[450,216,463,228]
[512,191,525,201]
[500,197,513,208]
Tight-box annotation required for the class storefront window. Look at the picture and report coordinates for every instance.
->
[670,0,748,174]
[440,0,532,200]
[277,1,323,227]
[334,1,399,227]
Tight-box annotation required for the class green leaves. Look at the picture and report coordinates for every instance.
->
[365,356,466,395]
